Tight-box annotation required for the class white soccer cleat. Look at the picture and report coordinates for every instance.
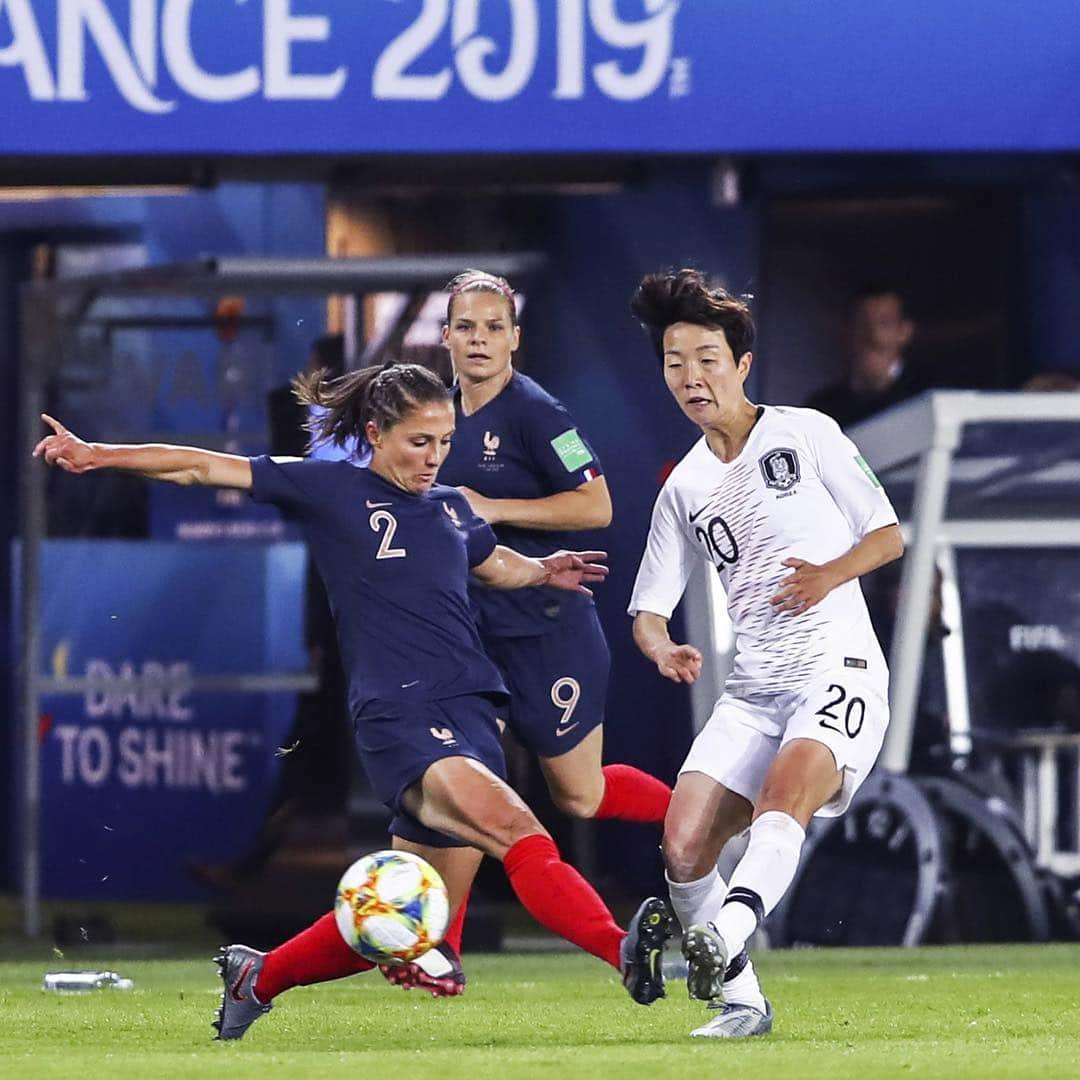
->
[690,999,773,1039]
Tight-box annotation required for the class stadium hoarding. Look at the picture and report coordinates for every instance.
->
[19,540,305,901]
[0,1,1077,156]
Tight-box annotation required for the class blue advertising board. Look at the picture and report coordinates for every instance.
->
[0,1,1078,154]
[958,549,1080,739]
[23,540,306,901]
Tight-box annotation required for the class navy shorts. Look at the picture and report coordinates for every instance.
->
[483,604,611,759]
[355,693,508,849]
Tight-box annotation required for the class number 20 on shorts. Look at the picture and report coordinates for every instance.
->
[815,683,865,739]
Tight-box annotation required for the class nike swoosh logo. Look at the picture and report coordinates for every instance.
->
[689,504,712,522]
[555,722,580,737]
[230,959,255,1002]
[401,680,420,689]
[366,500,392,509]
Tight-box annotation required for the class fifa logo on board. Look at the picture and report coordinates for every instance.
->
[483,432,500,460]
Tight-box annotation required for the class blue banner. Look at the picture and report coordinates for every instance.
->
[23,540,306,901]
[0,1,1078,154]
[958,549,1080,739]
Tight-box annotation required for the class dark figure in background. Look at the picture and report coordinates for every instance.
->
[265,334,353,819]
[1022,371,1080,392]
[808,286,927,429]
[268,334,346,457]
[193,335,353,890]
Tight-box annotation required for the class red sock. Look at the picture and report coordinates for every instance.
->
[503,834,624,970]
[254,912,374,1002]
[444,890,469,955]
[593,764,672,823]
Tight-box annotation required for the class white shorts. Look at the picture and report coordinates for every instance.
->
[679,669,888,818]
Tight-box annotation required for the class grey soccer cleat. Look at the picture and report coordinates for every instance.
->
[690,999,773,1039]
[620,896,676,1005]
[682,923,729,1002]
[213,944,272,1041]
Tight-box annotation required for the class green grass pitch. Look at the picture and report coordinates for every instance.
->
[2,945,1079,1078]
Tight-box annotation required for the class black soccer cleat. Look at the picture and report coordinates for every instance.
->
[682,923,730,1003]
[620,896,675,1005]
[380,941,467,998]
[212,944,272,1041]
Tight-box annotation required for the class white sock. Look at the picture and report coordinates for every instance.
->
[714,811,805,958]
[722,953,767,1013]
[666,869,727,933]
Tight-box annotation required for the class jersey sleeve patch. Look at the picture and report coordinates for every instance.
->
[550,428,594,473]
[854,454,882,488]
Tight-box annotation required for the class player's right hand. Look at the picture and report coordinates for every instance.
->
[32,414,95,473]
[656,642,702,684]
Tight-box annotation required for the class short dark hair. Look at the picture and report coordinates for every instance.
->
[445,268,518,326]
[630,268,755,362]
[293,362,449,450]
[309,333,345,378]
[848,283,906,315]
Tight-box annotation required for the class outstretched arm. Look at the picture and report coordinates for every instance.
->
[33,414,253,490]
[632,611,703,684]
[471,546,608,596]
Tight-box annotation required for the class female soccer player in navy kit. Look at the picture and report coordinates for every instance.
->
[383,271,673,996]
[34,362,673,1041]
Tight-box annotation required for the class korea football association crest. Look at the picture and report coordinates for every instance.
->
[759,447,801,491]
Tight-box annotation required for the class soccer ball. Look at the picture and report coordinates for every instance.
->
[334,850,449,964]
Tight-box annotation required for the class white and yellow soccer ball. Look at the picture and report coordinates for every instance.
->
[334,850,450,964]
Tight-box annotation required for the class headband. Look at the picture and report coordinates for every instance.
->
[449,275,515,304]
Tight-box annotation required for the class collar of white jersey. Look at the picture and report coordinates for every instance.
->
[697,404,769,467]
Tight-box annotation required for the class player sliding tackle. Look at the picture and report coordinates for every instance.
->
[34,362,674,1042]
[385,269,674,998]
[627,270,904,1039]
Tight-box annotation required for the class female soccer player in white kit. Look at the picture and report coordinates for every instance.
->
[628,269,904,1038]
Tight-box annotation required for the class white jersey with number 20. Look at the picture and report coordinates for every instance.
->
[629,405,898,699]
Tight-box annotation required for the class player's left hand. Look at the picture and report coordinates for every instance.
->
[457,485,499,523]
[770,557,841,616]
[539,550,609,596]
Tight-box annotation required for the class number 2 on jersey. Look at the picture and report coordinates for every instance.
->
[369,510,407,559]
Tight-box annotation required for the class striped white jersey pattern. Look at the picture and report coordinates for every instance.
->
[629,406,899,699]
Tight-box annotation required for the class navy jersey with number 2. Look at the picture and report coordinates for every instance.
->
[250,456,507,718]
[250,456,512,849]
